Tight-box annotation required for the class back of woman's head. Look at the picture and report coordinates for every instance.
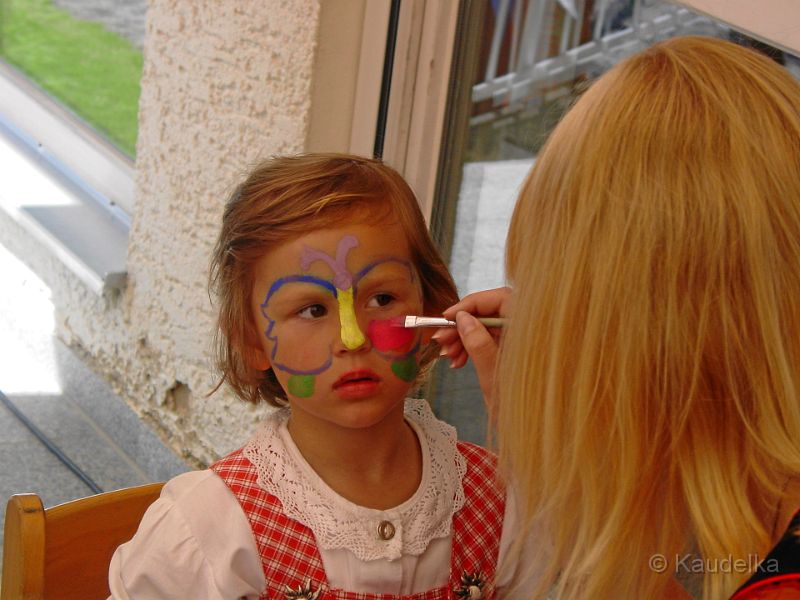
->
[500,36,800,598]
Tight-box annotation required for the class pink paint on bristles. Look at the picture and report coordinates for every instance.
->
[367,318,415,352]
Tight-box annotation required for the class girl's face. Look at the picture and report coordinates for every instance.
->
[249,220,426,431]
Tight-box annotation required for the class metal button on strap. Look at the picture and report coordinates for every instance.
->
[377,520,395,540]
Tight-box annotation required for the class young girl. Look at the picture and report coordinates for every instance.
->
[108,154,526,599]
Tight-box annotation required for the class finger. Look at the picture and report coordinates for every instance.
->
[435,325,501,347]
[431,327,461,347]
[437,339,468,368]
[436,340,459,359]
[455,311,498,402]
[448,348,469,370]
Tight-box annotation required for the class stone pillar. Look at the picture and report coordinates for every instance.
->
[63,0,321,464]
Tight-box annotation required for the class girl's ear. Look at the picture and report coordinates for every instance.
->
[247,345,271,371]
[240,324,270,370]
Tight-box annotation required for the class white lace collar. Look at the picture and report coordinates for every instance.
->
[243,398,467,561]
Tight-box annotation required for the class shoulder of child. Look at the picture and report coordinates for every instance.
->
[457,441,504,496]
[108,468,264,599]
[456,440,499,464]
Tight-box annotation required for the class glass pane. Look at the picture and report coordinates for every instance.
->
[432,0,800,444]
[0,0,145,157]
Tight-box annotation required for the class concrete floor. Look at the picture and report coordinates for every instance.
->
[0,240,189,567]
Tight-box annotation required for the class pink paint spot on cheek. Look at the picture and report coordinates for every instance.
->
[368,319,415,352]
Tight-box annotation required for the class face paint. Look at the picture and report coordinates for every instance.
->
[355,261,423,383]
[301,235,365,350]
[260,274,336,378]
[288,374,315,398]
[337,287,365,349]
[254,227,426,402]
[391,356,419,382]
[367,318,415,352]
[368,320,420,383]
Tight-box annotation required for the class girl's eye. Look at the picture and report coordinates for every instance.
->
[297,304,327,319]
[367,293,395,308]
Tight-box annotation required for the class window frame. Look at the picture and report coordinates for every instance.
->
[0,60,136,219]
[675,0,800,54]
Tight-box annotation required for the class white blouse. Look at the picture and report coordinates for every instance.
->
[108,400,531,599]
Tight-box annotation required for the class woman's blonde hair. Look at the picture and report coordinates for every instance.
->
[210,153,457,406]
[499,36,800,598]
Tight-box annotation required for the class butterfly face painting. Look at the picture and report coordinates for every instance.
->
[249,222,426,429]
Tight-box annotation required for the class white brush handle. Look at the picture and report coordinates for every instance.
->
[403,316,505,328]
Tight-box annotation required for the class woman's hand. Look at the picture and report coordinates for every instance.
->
[432,287,511,411]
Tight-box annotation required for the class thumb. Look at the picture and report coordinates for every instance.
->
[455,311,498,407]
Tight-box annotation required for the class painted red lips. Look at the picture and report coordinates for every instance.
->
[333,370,381,399]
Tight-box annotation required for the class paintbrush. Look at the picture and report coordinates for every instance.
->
[395,315,506,328]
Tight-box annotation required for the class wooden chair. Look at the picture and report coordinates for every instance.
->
[1,482,164,600]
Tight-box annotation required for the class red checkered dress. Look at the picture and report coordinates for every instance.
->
[212,442,505,600]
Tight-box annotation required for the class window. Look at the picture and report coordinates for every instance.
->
[425,0,800,444]
[0,0,144,214]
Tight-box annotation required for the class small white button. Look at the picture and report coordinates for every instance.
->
[377,520,395,540]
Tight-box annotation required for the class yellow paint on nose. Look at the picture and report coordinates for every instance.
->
[338,287,365,349]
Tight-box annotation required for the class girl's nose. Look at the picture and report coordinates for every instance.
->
[333,322,371,354]
[334,288,369,352]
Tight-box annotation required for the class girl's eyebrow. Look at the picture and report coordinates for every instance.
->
[267,289,333,308]
[260,275,337,319]
[353,258,415,286]
[264,274,337,304]
[355,275,414,291]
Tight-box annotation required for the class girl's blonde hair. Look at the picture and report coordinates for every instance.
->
[210,153,457,406]
[499,36,800,598]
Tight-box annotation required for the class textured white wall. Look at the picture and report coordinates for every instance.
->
[57,0,321,465]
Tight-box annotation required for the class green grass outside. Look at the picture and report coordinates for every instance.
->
[0,0,142,156]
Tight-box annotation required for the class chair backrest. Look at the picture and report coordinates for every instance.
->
[1,482,164,600]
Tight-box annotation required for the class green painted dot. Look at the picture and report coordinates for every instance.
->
[288,375,315,398]
[391,357,419,382]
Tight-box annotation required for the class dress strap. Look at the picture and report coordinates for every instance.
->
[448,442,506,599]
[212,449,327,592]
[730,509,800,599]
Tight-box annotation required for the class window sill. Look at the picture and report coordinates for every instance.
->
[0,113,129,295]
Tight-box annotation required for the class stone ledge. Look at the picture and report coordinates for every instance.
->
[0,114,129,295]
